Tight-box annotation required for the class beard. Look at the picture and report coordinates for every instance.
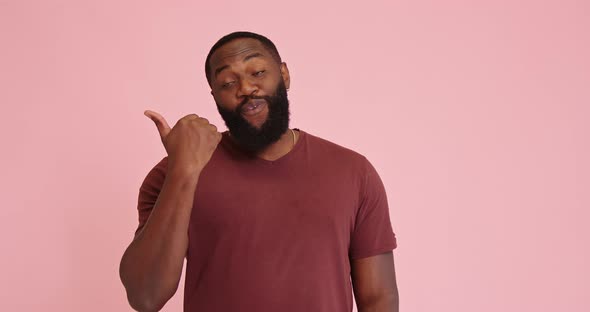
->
[216,79,290,154]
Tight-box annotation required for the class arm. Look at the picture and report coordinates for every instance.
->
[119,110,221,312]
[119,166,199,312]
[351,251,399,312]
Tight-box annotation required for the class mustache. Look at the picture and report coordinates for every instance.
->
[236,95,272,112]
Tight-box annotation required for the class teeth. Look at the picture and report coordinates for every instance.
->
[242,100,264,113]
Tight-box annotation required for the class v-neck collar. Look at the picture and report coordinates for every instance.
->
[220,128,306,167]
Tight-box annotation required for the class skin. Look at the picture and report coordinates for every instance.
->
[208,38,297,161]
[119,112,221,312]
[119,37,398,312]
[352,252,399,312]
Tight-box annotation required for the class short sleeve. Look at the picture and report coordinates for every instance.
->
[349,158,397,260]
[134,157,168,237]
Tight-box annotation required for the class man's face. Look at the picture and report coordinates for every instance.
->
[209,38,291,152]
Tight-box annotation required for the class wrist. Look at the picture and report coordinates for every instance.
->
[167,160,203,181]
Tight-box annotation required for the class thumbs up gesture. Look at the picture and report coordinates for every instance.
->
[144,110,222,174]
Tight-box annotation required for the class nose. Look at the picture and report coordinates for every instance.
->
[236,78,258,98]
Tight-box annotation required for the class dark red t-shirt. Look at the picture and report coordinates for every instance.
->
[136,129,397,311]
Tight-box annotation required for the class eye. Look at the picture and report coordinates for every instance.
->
[253,70,266,77]
[221,81,235,89]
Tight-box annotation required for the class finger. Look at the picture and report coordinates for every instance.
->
[182,113,200,121]
[207,124,218,132]
[144,110,171,139]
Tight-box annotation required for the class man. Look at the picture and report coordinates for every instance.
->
[119,31,399,312]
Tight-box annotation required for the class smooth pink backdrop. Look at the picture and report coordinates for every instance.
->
[1,1,588,311]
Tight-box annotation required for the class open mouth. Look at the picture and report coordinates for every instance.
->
[241,99,267,116]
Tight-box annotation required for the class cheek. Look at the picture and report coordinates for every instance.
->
[214,93,237,110]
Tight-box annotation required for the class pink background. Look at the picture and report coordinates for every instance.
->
[1,0,588,311]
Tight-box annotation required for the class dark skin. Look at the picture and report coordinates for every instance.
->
[208,38,296,161]
[120,37,398,312]
[352,252,399,311]
[210,38,399,312]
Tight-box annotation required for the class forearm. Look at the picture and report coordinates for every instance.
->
[120,167,200,311]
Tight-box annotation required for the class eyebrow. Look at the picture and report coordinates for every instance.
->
[214,52,264,78]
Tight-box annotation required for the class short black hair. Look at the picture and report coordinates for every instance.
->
[205,31,282,86]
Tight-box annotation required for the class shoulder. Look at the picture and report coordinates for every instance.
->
[303,130,370,168]
[150,156,169,176]
[140,156,169,192]
[302,131,385,185]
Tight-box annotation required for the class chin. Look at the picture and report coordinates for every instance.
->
[248,121,265,131]
[245,113,269,129]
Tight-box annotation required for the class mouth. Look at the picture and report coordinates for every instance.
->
[240,99,267,116]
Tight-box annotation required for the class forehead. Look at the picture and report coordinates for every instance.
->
[209,38,272,69]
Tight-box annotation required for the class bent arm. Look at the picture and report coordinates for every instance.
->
[351,251,399,312]
[119,166,199,312]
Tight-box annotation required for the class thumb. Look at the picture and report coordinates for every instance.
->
[144,110,171,139]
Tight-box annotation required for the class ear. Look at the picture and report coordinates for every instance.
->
[280,62,291,90]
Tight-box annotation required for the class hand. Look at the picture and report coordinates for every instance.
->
[144,110,222,173]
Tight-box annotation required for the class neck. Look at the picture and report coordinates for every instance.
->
[251,129,297,161]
